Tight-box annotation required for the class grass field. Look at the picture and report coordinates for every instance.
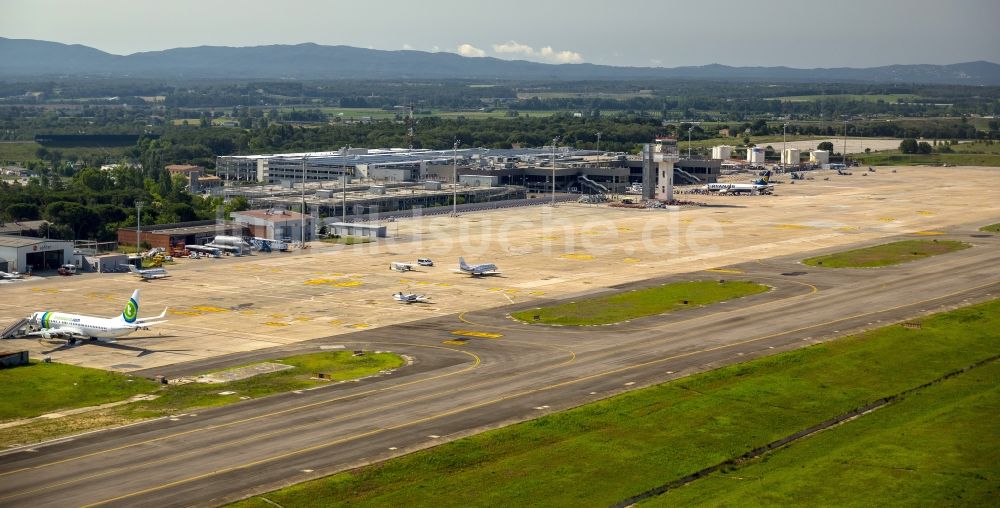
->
[646,361,999,506]
[980,223,1000,233]
[856,140,1000,167]
[802,240,970,268]
[0,141,128,165]
[511,280,769,325]
[768,93,921,103]
[229,299,1000,508]
[0,351,403,446]
[0,362,159,421]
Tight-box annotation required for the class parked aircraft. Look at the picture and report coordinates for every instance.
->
[128,265,169,280]
[26,289,168,343]
[390,262,415,272]
[455,257,501,276]
[0,271,23,280]
[703,171,774,195]
[393,292,430,304]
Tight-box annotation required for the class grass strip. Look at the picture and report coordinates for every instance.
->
[511,280,769,325]
[644,360,1000,507]
[0,351,404,447]
[979,223,1000,233]
[803,239,970,268]
[229,299,1000,508]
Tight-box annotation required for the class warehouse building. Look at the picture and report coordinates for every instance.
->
[117,220,247,250]
[231,209,315,242]
[0,236,74,273]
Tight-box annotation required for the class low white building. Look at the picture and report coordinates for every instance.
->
[0,236,74,273]
[810,150,830,164]
[231,209,315,242]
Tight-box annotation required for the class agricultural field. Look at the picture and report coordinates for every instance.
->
[768,93,921,103]
[229,299,1000,508]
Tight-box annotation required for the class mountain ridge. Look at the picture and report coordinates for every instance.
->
[2,38,998,85]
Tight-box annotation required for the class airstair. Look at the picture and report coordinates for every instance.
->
[577,175,609,194]
[0,318,30,339]
[673,167,702,185]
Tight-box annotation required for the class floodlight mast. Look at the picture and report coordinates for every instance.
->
[452,140,459,216]
[551,136,559,205]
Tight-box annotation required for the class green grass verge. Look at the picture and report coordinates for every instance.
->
[511,280,769,325]
[228,299,1000,508]
[979,223,1000,233]
[0,351,403,446]
[803,240,970,268]
[0,362,159,421]
[645,361,1000,507]
[320,236,374,245]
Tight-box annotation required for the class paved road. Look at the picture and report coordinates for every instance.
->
[1,229,998,507]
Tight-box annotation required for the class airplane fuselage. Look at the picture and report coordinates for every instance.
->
[31,311,137,339]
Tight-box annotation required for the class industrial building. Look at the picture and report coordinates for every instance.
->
[0,236,74,273]
[231,209,315,242]
[117,220,247,250]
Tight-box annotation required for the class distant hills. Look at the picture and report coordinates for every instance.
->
[2,38,999,85]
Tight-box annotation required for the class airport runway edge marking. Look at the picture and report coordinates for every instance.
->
[78,281,998,507]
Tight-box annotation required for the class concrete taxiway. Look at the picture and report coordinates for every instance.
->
[0,226,997,507]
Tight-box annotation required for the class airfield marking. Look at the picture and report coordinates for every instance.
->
[0,342,481,479]
[704,268,744,274]
[451,330,503,339]
[78,280,1000,508]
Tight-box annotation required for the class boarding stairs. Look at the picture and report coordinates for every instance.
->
[673,168,702,185]
[577,175,610,194]
[0,318,30,339]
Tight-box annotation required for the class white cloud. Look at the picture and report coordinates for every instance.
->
[539,46,583,64]
[431,45,440,53]
[402,43,414,50]
[650,58,663,66]
[493,40,534,56]
[457,43,486,57]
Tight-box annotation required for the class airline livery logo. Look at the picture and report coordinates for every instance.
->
[123,298,138,323]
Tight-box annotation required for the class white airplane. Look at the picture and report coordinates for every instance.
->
[26,289,168,343]
[393,292,430,304]
[703,171,774,195]
[128,265,169,280]
[390,262,416,272]
[0,271,23,280]
[455,257,501,277]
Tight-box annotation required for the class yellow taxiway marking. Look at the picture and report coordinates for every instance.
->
[912,231,945,236]
[442,340,468,346]
[705,267,744,274]
[879,217,896,222]
[451,330,503,339]
[263,322,289,327]
[191,306,228,313]
[623,258,641,264]
[348,323,371,329]
[835,226,862,232]
[917,210,934,216]
[334,281,363,287]
[559,253,595,261]
[774,224,816,230]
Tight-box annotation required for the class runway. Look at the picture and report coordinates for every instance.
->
[0,228,998,507]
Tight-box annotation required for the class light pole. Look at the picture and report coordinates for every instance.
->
[551,136,559,205]
[843,120,849,166]
[596,131,601,168]
[452,140,459,216]
[341,146,349,223]
[782,123,787,169]
[300,154,306,247]
[687,127,693,159]
[135,200,145,256]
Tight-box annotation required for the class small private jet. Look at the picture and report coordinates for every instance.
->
[26,289,168,343]
[0,270,23,280]
[128,265,169,280]
[393,292,430,304]
[455,257,501,277]
[390,262,416,272]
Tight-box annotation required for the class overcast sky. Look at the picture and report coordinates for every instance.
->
[3,0,998,68]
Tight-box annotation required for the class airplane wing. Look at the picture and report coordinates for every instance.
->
[27,327,85,339]
[135,307,169,323]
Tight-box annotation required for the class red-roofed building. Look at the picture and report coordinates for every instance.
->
[231,209,314,242]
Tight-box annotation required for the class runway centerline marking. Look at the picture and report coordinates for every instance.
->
[78,280,999,508]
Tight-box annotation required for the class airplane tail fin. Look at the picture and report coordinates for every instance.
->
[459,257,470,270]
[118,289,140,324]
[762,170,771,183]
[128,265,139,273]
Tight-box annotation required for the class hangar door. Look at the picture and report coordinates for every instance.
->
[25,249,63,272]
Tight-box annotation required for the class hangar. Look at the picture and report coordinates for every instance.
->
[0,236,74,273]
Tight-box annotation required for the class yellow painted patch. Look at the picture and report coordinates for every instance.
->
[913,231,945,236]
[334,280,363,287]
[917,210,934,216]
[623,258,641,264]
[348,323,371,329]
[836,226,862,232]
[705,268,744,274]
[541,235,558,241]
[879,217,896,222]
[774,224,815,230]
[192,306,228,313]
[442,340,468,346]
[488,287,504,292]
[328,319,344,325]
[292,316,313,321]
[304,278,336,285]
[529,291,546,296]
[169,309,203,316]
[451,330,503,339]
[263,321,289,327]
[435,283,452,287]
[270,313,288,319]
[560,253,595,261]
[617,227,633,232]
